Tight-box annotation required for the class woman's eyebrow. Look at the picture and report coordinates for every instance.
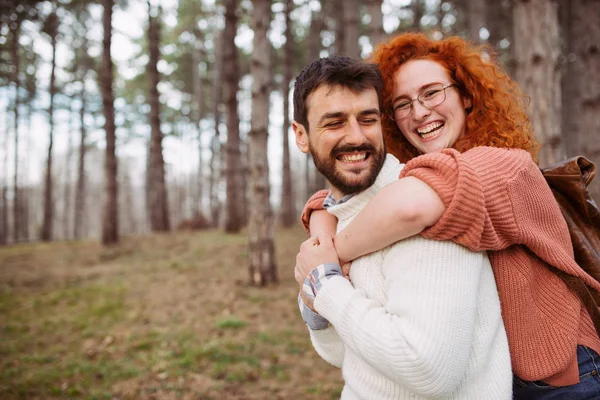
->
[392,81,444,103]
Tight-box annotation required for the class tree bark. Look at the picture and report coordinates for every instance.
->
[0,111,8,245]
[101,0,119,245]
[280,0,295,227]
[412,0,424,30]
[63,101,74,240]
[11,19,21,243]
[146,5,170,232]
[365,0,385,51]
[74,81,87,239]
[333,0,345,55]
[74,32,89,240]
[487,0,512,49]
[210,28,223,227]
[307,8,327,194]
[513,0,565,167]
[248,0,277,285]
[193,26,205,216]
[343,0,361,59]
[223,0,243,233]
[467,0,486,44]
[41,11,57,242]
[560,0,600,200]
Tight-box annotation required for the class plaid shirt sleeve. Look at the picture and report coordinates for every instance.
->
[297,263,343,330]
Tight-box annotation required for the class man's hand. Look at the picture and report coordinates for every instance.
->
[294,234,340,287]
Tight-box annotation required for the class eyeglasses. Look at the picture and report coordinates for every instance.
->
[390,84,456,121]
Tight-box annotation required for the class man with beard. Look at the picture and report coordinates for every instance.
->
[292,56,512,399]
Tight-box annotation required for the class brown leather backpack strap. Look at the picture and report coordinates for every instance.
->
[550,267,600,337]
[574,156,596,187]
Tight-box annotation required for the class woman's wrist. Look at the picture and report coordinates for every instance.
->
[334,233,352,265]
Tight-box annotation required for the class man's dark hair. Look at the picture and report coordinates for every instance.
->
[293,56,384,131]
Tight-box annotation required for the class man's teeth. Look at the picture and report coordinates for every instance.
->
[339,153,367,162]
[417,122,443,138]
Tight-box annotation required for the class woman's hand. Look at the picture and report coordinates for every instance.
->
[341,262,352,281]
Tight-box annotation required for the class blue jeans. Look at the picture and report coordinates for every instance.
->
[513,345,600,399]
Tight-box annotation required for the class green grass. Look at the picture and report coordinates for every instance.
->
[0,228,342,399]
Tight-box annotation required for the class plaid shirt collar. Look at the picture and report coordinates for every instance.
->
[323,192,355,208]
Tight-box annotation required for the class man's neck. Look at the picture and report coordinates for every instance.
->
[329,187,346,202]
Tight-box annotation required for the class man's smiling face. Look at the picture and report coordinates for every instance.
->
[293,85,386,200]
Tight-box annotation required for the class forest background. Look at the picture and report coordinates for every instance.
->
[1,0,599,398]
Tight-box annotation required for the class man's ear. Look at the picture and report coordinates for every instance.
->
[292,121,309,153]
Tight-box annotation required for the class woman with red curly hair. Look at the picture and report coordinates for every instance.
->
[300,33,600,398]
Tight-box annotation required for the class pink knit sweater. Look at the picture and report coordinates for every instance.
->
[301,146,600,386]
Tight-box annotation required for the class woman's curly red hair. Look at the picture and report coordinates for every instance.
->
[371,33,539,163]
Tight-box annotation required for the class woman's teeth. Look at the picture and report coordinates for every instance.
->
[417,122,443,138]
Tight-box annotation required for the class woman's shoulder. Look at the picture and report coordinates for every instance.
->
[461,146,537,173]
[463,146,533,161]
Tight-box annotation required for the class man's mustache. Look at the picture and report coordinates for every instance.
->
[331,144,377,156]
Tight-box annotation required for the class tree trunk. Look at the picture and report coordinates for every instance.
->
[0,111,8,245]
[560,0,600,200]
[73,9,90,240]
[101,0,119,245]
[248,0,277,285]
[41,11,57,242]
[223,0,243,233]
[22,102,32,241]
[63,102,74,240]
[11,20,21,243]
[412,0,424,30]
[513,0,565,167]
[280,0,295,227]
[193,26,205,216]
[146,5,170,232]
[467,0,486,44]
[487,0,512,49]
[74,80,87,239]
[333,0,345,55]
[307,8,327,194]
[74,35,89,239]
[343,0,361,59]
[210,29,223,227]
[365,0,385,52]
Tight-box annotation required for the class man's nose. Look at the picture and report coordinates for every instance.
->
[345,118,367,144]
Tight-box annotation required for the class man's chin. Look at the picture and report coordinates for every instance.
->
[331,171,377,195]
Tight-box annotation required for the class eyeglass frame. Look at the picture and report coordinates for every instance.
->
[389,83,457,122]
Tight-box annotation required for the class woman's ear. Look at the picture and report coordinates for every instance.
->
[463,95,473,111]
[293,121,309,153]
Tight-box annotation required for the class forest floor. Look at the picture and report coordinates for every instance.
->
[0,227,342,399]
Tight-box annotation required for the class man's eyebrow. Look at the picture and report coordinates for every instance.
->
[317,111,346,125]
[392,82,443,104]
[358,108,380,117]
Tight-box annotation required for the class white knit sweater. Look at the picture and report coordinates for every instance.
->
[309,155,512,399]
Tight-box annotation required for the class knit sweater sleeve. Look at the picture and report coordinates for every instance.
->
[301,190,330,234]
[399,147,533,251]
[314,237,487,397]
[399,147,600,291]
[307,326,345,368]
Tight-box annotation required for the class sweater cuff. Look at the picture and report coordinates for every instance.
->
[298,293,331,330]
[301,190,330,234]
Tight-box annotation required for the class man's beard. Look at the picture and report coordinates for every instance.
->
[310,142,386,196]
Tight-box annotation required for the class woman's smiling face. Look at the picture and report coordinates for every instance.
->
[392,59,471,154]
